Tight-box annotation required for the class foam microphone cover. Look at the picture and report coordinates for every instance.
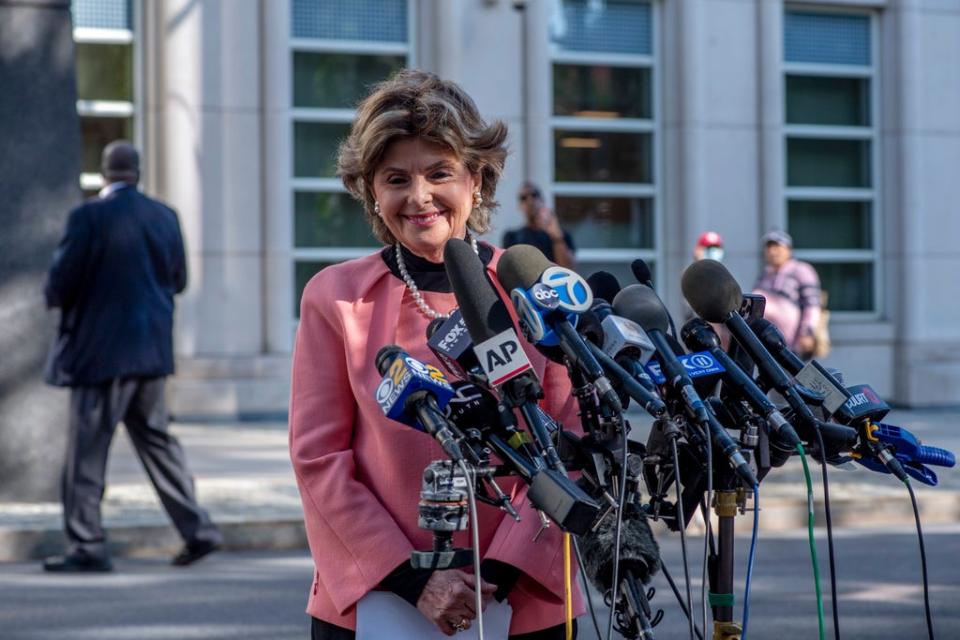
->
[631,259,653,285]
[612,284,670,334]
[578,503,661,590]
[681,259,743,323]
[444,238,511,342]
[496,244,553,294]
[586,271,621,304]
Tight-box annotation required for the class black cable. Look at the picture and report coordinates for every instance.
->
[905,479,935,640]
[573,538,604,640]
[661,554,706,640]
[671,437,697,640]
[813,427,841,640]
[605,416,630,640]
[698,420,714,637]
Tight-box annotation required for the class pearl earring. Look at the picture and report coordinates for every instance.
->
[374,201,381,216]
[473,190,483,208]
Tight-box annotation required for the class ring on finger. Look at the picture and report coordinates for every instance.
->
[453,617,469,632]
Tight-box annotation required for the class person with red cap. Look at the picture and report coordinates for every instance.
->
[693,231,724,262]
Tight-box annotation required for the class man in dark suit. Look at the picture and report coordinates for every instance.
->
[43,140,222,572]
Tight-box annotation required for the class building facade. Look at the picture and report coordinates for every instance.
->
[69,0,960,415]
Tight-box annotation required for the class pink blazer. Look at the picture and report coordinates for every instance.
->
[289,247,586,634]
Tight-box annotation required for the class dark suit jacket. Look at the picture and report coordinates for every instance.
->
[44,184,187,386]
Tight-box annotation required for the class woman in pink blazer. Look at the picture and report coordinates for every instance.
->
[290,70,585,639]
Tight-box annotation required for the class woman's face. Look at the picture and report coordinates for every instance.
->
[372,137,480,263]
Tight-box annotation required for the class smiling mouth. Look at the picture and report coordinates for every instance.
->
[404,212,443,226]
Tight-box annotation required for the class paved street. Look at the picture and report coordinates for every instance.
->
[2,523,957,640]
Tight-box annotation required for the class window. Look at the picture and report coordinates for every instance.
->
[549,0,658,285]
[290,0,411,317]
[71,0,137,198]
[783,9,878,313]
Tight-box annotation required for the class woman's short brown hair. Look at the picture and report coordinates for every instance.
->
[337,69,508,245]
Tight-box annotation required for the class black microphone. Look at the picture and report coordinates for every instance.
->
[444,380,607,531]
[375,345,464,461]
[586,270,622,304]
[445,243,569,463]
[631,258,676,337]
[614,284,758,487]
[580,300,663,416]
[497,245,621,412]
[579,503,661,636]
[681,317,802,449]
[426,310,488,386]
[680,260,858,454]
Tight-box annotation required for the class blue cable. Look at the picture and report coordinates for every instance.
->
[741,484,760,639]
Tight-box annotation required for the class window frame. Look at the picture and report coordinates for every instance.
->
[547,0,662,278]
[783,5,881,318]
[288,0,416,326]
[73,4,142,194]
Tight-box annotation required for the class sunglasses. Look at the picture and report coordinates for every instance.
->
[518,192,540,202]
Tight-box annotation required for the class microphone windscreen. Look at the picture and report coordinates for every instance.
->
[444,238,512,342]
[496,244,553,294]
[586,271,621,304]
[579,504,661,590]
[612,284,670,334]
[681,259,743,323]
[631,259,653,285]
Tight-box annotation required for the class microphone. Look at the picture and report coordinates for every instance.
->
[443,240,566,469]
[681,318,802,450]
[426,310,488,386]
[579,503,661,636]
[581,299,663,416]
[445,380,604,532]
[614,284,758,487]
[586,270,622,304]
[497,244,621,412]
[680,260,858,455]
[375,345,464,461]
[631,258,676,337]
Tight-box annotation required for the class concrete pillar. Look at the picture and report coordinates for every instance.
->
[154,0,264,357]
[0,0,79,500]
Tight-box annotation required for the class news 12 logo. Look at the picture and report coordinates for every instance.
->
[644,351,725,385]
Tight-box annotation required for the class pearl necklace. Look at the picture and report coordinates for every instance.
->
[396,237,479,320]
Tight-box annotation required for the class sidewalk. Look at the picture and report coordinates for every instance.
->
[1,408,957,562]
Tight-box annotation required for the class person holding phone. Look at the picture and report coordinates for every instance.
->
[502,182,576,269]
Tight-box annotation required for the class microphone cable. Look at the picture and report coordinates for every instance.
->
[605,417,630,640]
[741,484,760,639]
[904,478,935,640]
[564,533,573,640]
[813,427,842,640]
[698,419,714,639]
[797,443,826,640]
[457,460,486,640]
[670,437,697,640]
[659,563,705,640]
[573,538,605,640]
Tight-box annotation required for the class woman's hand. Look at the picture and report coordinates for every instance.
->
[416,569,497,635]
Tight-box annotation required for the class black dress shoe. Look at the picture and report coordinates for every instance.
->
[171,539,221,566]
[43,553,113,573]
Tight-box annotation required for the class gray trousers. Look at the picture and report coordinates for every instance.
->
[63,377,221,558]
